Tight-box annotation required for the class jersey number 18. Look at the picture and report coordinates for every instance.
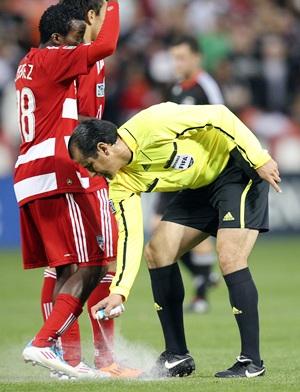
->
[16,88,36,143]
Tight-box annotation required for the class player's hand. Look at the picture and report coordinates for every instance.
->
[91,294,124,319]
[256,158,282,193]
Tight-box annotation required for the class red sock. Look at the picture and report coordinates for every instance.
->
[60,322,81,366]
[41,269,56,321]
[33,293,83,348]
[40,270,82,366]
[87,273,115,368]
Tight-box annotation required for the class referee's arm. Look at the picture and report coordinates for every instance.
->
[109,192,144,301]
[213,105,271,168]
[214,105,271,169]
[179,104,270,168]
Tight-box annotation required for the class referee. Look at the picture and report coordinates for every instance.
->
[154,35,224,314]
[68,102,281,378]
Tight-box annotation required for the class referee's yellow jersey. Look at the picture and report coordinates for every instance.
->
[109,103,270,300]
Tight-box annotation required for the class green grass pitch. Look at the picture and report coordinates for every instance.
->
[0,235,299,392]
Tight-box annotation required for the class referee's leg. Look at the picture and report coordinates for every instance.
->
[145,221,208,375]
[216,228,263,372]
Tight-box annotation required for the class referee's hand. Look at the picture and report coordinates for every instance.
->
[91,294,124,319]
[256,158,282,193]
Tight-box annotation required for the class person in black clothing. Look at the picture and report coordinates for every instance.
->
[153,35,224,313]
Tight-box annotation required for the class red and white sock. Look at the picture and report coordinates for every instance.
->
[40,270,82,366]
[41,268,56,321]
[87,272,115,368]
[59,322,81,366]
[33,293,83,349]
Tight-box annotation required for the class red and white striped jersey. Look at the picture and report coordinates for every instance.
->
[14,0,120,206]
[77,60,107,192]
[78,60,105,120]
[14,45,95,206]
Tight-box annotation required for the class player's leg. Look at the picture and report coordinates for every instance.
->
[215,228,265,377]
[85,189,117,370]
[20,202,82,377]
[22,193,110,378]
[41,268,56,321]
[85,189,141,378]
[146,187,217,377]
[153,193,217,314]
[33,264,105,347]
[145,220,208,376]
[41,266,82,367]
[211,160,269,378]
[87,270,115,368]
[31,194,107,347]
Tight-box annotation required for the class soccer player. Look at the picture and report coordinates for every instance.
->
[40,0,140,378]
[153,35,224,313]
[69,102,281,378]
[40,0,109,371]
[14,1,119,378]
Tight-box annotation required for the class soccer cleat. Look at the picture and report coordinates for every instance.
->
[50,361,111,380]
[215,356,266,378]
[99,362,143,378]
[150,351,195,378]
[50,370,73,380]
[22,342,78,378]
[185,298,209,314]
[73,361,110,379]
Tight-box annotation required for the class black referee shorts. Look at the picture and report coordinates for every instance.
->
[161,158,269,236]
[154,192,178,215]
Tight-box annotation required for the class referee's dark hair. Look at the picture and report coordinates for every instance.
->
[59,0,105,19]
[68,119,118,159]
[170,35,202,54]
[39,3,83,44]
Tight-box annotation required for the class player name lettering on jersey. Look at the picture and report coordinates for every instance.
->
[15,64,34,82]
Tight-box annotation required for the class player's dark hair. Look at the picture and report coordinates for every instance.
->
[69,119,118,158]
[39,3,83,44]
[59,0,105,19]
[170,35,202,54]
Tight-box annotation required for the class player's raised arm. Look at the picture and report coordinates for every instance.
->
[87,0,120,64]
[43,1,119,82]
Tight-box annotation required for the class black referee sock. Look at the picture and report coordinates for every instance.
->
[224,267,261,366]
[149,263,188,355]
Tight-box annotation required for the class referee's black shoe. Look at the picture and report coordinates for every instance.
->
[151,351,195,378]
[215,356,265,378]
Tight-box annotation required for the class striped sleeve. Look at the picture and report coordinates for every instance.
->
[211,105,271,168]
[173,104,271,169]
[109,192,144,301]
